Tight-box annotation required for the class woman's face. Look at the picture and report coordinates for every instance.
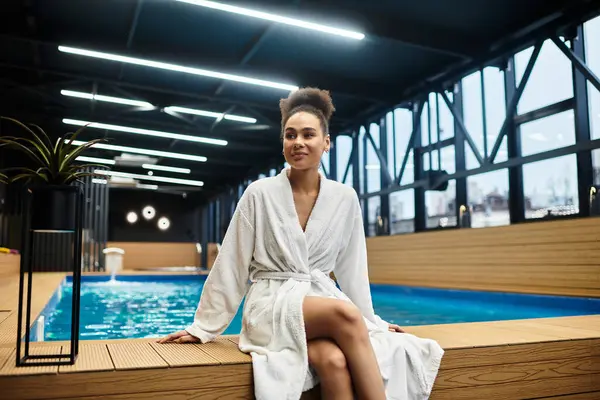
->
[282,111,330,171]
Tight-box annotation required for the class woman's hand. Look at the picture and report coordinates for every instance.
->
[388,324,405,333]
[156,330,201,344]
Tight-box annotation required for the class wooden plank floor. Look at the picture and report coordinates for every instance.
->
[0,272,598,399]
[0,315,597,400]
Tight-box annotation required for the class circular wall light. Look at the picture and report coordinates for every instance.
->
[126,211,138,224]
[143,206,156,220]
[158,217,170,231]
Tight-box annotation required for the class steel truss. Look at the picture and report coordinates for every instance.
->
[200,14,600,240]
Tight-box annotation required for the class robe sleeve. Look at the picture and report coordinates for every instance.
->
[334,193,390,331]
[185,190,256,343]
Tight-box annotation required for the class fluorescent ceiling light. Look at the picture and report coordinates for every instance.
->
[69,140,207,162]
[63,90,256,124]
[92,178,108,185]
[61,90,153,108]
[58,45,298,92]
[76,156,116,165]
[164,106,256,124]
[176,0,365,40]
[137,183,159,190]
[142,164,191,174]
[96,170,204,187]
[76,156,189,174]
[63,118,227,147]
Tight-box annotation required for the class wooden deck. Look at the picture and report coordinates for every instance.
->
[0,272,599,399]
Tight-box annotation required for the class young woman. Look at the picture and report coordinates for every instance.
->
[158,88,444,400]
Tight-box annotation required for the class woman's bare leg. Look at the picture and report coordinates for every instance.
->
[307,339,353,400]
[303,296,385,400]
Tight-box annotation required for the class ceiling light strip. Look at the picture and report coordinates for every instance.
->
[164,106,256,123]
[96,170,204,187]
[58,45,299,91]
[61,90,153,108]
[69,140,207,162]
[175,0,365,40]
[76,156,116,165]
[63,118,227,146]
[63,90,256,123]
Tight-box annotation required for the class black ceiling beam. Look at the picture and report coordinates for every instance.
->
[0,34,398,105]
[0,57,280,113]
[237,0,478,59]
[118,0,144,80]
[339,0,600,135]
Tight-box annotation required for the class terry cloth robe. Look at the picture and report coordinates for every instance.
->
[186,168,444,400]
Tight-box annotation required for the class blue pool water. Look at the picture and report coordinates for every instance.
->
[36,275,600,341]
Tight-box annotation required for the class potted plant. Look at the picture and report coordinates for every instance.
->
[0,116,108,231]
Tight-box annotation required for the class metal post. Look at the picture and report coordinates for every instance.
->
[379,116,390,235]
[200,206,208,269]
[570,28,593,217]
[329,136,337,181]
[362,132,369,234]
[352,132,360,194]
[413,101,426,231]
[453,83,468,227]
[505,58,526,223]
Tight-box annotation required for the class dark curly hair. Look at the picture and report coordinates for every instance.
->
[279,87,335,140]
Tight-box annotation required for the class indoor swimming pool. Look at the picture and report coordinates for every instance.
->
[34,275,600,341]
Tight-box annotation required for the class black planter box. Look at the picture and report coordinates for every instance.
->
[30,185,79,231]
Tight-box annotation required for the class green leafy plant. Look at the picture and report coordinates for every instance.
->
[0,116,109,186]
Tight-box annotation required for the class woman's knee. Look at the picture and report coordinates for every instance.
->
[333,302,369,341]
[308,339,347,373]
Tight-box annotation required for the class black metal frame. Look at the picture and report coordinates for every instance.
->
[16,187,82,367]
[201,14,600,238]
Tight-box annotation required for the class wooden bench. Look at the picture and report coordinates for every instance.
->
[366,217,600,297]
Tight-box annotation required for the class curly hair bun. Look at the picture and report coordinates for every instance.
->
[280,87,335,122]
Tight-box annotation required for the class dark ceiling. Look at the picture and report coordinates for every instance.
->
[0,0,598,201]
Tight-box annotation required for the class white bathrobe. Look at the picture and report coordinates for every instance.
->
[186,169,444,400]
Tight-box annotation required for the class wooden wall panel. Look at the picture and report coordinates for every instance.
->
[366,217,600,297]
[0,254,19,280]
[105,242,219,270]
[106,242,197,270]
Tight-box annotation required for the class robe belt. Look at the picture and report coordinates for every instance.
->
[250,270,326,283]
[250,271,313,282]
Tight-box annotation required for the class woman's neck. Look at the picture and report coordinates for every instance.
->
[288,167,320,195]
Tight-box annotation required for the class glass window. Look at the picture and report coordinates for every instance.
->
[584,16,600,183]
[394,108,414,185]
[483,67,508,163]
[438,92,454,141]
[467,170,510,228]
[585,16,600,141]
[523,155,579,219]
[390,189,415,234]
[426,180,456,229]
[463,68,508,169]
[515,39,574,115]
[335,135,353,187]
[441,146,455,174]
[520,110,575,156]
